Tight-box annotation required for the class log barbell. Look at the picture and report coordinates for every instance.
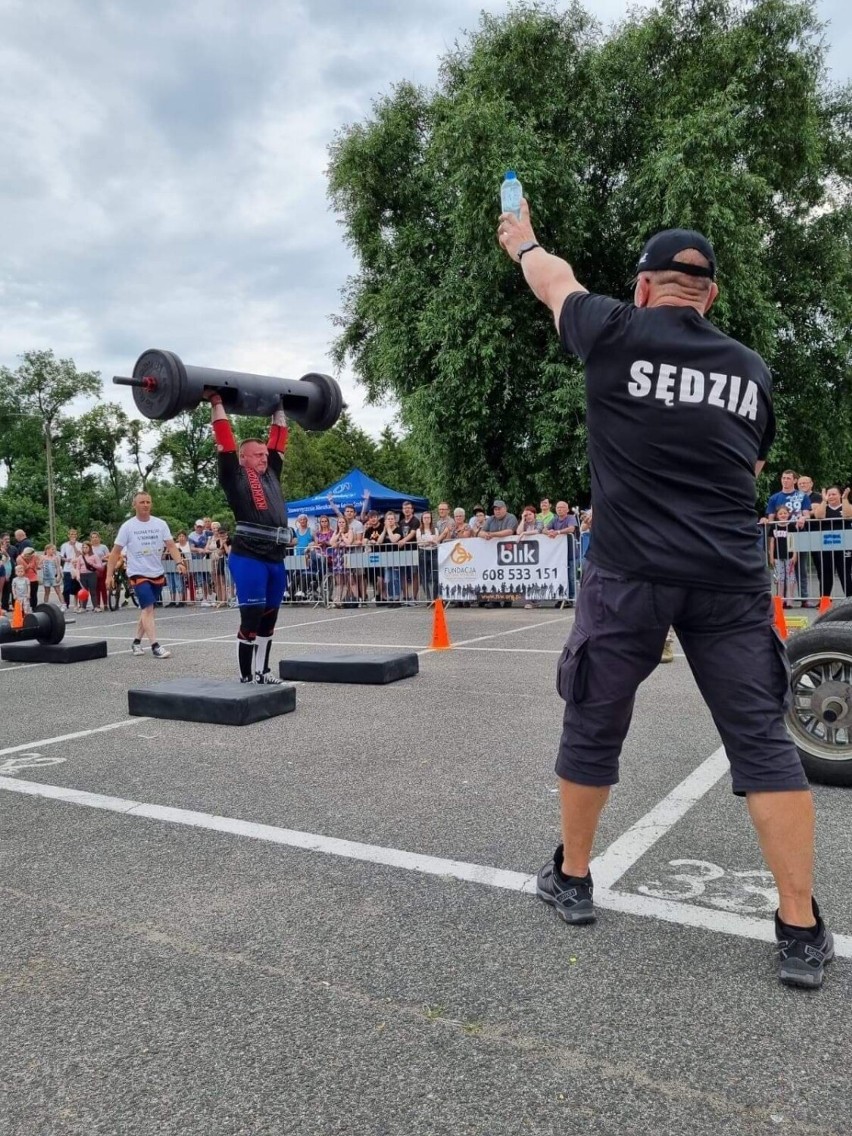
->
[0,604,66,647]
[114,349,344,431]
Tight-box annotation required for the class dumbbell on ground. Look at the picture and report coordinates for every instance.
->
[0,603,65,646]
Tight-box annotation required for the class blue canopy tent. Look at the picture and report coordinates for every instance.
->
[287,468,428,519]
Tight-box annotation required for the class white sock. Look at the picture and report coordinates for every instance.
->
[254,635,272,674]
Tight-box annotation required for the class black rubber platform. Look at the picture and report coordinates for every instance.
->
[0,640,108,663]
[128,677,297,725]
[278,651,419,684]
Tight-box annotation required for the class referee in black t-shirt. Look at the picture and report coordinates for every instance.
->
[498,199,833,988]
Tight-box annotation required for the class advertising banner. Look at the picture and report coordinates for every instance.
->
[437,536,571,604]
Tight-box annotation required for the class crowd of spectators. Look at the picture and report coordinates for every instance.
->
[6,467,851,619]
[284,494,589,607]
[0,496,591,614]
[0,518,234,615]
[761,470,852,605]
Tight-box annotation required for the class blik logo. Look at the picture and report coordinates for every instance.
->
[497,541,539,565]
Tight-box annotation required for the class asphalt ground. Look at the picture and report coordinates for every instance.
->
[1,603,850,1136]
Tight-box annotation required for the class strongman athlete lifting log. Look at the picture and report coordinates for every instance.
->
[498,199,833,988]
[206,390,289,684]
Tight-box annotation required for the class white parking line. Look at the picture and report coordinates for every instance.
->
[590,747,731,889]
[1,773,848,958]
[0,719,147,757]
[451,614,571,648]
[62,634,566,655]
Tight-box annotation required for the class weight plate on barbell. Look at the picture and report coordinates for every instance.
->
[299,372,343,432]
[34,603,66,645]
[131,349,188,421]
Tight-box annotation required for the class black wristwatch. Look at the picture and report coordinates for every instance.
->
[516,241,541,262]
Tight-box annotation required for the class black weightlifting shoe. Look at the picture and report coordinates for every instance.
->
[536,844,596,925]
[775,900,834,989]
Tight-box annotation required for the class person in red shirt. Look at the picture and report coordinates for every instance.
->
[207,391,289,684]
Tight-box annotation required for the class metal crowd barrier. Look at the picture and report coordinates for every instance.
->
[761,516,852,605]
[153,532,585,610]
[285,546,432,607]
[157,555,235,608]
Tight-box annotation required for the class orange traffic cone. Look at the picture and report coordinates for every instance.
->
[430,598,452,650]
[773,595,787,639]
[818,595,832,615]
[11,600,24,630]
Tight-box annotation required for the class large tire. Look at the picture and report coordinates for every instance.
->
[785,624,852,786]
[813,602,852,625]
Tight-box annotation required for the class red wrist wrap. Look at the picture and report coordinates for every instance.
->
[267,424,288,453]
[212,418,236,452]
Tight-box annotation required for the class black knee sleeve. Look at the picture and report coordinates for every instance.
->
[238,604,264,639]
[257,607,279,638]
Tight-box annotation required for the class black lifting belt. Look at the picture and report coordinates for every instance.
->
[234,522,293,545]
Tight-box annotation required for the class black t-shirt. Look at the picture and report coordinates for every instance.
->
[559,293,775,591]
[217,451,288,562]
[364,523,383,543]
[772,522,792,561]
[398,514,420,542]
[820,503,852,535]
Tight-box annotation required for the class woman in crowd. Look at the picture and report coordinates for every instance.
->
[416,509,439,601]
[173,530,193,604]
[40,543,64,606]
[516,505,543,538]
[378,510,403,605]
[329,516,359,606]
[75,541,101,611]
[207,521,229,606]
[19,547,41,610]
[448,508,471,540]
[515,506,543,608]
[313,515,334,564]
[89,531,110,611]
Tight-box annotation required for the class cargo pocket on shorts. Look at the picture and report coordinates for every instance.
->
[556,630,590,705]
[770,627,793,713]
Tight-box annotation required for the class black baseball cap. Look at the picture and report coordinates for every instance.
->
[637,229,716,279]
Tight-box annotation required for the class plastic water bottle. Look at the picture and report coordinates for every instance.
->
[500,170,523,218]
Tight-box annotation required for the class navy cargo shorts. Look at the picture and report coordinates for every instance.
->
[556,562,808,795]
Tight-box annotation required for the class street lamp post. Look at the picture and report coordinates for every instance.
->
[43,421,57,547]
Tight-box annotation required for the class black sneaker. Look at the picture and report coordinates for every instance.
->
[775,900,834,989]
[255,670,283,685]
[536,844,596,925]
[240,675,255,684]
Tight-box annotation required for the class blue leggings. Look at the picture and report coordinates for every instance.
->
[228,552,287,608]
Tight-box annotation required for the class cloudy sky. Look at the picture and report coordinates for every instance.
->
[1,0,850,440]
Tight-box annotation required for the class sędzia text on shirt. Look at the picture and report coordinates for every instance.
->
[559,293,774,591]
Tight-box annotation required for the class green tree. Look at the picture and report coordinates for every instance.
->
[0,350,101,542]
[75,404,135,509]
[152,408,216,495]
[328,0,852,507]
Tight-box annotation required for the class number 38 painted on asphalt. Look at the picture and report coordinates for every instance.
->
[637,859,778,914]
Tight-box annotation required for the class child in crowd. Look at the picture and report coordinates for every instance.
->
[40,544,63,605]
[19,547,40,610]
[11,563,30,613]
[769,504,798,606]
